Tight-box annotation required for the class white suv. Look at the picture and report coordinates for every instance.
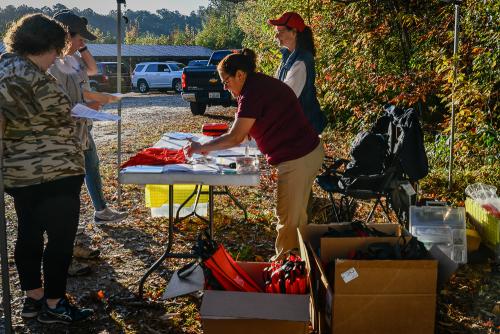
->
[132,62,185,93]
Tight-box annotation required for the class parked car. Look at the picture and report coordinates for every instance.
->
[181,50,237,115]
[132,62,185,94]
[89,62,132,93]
[187,59,209,67]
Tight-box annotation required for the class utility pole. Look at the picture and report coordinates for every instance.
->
[117,0,126,205]
[447,1,461,191]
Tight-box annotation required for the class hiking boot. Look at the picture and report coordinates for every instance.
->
[94,207,128,225]
[67,260,91,277]
[21,297,44,318]
[37,298,93,324]
[73,244,100,259]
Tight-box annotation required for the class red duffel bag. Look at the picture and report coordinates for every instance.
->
[202,123,229,137]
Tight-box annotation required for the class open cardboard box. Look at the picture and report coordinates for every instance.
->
[164,261,310,334]
[299,223,455,334]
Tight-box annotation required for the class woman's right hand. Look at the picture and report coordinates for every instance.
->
[183,140,203,157]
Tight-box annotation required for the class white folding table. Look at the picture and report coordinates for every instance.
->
[119,133,261,297]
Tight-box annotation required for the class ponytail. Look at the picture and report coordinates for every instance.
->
[218,48,257,76]
[296,26,315,56]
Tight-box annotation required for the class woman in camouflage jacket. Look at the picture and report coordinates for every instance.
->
[0,14,93,324]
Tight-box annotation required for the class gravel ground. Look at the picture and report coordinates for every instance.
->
[0,92,498,334]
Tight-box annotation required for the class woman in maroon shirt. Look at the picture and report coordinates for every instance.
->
[185,49,324,260]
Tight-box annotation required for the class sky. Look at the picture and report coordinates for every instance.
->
[0,0,210,15]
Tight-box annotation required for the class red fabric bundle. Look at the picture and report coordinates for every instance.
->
[121,148,186,168]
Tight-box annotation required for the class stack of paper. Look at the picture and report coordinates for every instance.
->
[121,166,164,173]
[192,164,220,174]
[162,164,193,173]
[71,103,121,122]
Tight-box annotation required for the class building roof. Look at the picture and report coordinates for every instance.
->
[0,43,212,58]
[86,44,212,57]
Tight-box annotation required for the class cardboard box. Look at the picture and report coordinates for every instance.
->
[299,223,438,334]
[200,261,310,334]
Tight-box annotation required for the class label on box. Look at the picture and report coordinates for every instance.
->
[341,267,359,283]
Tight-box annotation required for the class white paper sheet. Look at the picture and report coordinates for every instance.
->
[110,93,125,99]
[215,147,260,157]
[192,164,220,174]
[71,103,121,121]
[165,132,197,140]
[162,164,193,173]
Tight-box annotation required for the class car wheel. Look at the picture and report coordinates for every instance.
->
[173,79,182,93]
[190,102,207,116]
[138,80,149,94]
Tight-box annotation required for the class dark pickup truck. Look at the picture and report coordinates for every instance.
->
[181,50,237,115]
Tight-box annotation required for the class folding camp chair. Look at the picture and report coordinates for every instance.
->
[316,105,428,226]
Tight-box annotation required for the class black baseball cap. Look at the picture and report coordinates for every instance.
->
[53,10,97,41]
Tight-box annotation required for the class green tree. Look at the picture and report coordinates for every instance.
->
[195,0,244,49]
[88,26,116,44]
[238,0,499,169]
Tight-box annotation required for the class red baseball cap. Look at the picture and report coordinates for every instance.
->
[268,12,306,32]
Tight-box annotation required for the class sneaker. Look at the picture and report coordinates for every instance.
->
[21,297,44,318]
[94,207,128,225]
[73,244,100,259]
[37,298,93,324]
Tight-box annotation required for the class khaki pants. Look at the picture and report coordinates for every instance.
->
[274,142,325,259]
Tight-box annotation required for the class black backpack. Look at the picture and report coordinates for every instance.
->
[344,131,388,178]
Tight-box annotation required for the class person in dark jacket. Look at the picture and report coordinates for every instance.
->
[269,11,326,135]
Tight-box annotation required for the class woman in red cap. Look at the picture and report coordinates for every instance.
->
[268,12,326,135]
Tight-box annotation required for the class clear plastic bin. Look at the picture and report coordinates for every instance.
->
[410,206,467,263]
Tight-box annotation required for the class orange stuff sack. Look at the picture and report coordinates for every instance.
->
[202,123,229,137]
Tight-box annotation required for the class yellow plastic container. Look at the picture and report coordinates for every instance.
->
[465,198,500,258]
[145,184,209,208]
[466,229,481,253]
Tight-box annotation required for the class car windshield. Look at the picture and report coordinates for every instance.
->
[188,60,208,66]
[209,51,233,66]
[134,64,145,72]
[105,64,128,75]
[168,63,185,71]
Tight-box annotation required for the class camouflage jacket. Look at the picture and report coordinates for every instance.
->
[0,53,85,188]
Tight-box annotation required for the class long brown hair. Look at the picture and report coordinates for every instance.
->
[296,26,315,56]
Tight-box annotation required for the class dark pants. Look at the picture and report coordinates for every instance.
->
[6,175,84,299]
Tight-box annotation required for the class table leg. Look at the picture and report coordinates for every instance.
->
[209,185,214,239]
[138,185,215,298]
[222,186,248,222]
[138,185,176,298]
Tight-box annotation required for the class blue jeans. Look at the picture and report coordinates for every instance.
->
[84,129,107,211]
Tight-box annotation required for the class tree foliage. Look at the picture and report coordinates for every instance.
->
[195,0,244,49]
[238,0,499,169]
[0,3,203,41]
[124,22,196,46]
